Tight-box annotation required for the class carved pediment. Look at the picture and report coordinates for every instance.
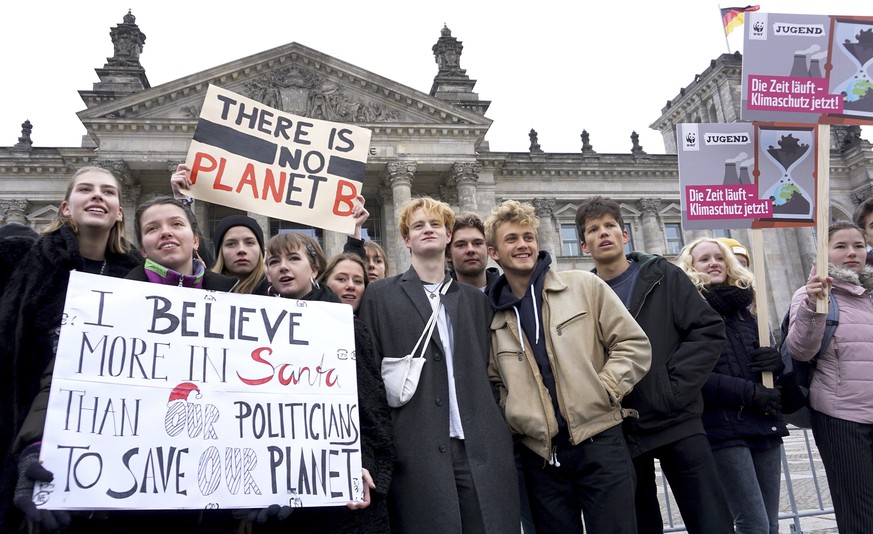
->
[79,43,490,131]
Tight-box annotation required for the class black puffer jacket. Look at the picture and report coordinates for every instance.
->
[700,289,788,449]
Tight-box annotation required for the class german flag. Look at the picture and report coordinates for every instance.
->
[721,5,760,36]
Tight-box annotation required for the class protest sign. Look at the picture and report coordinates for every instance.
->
[36,272,361,510]
[742,12,873,124]
[678,122,818,230]
[183,84,372,234]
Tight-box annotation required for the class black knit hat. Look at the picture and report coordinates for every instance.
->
[213,215,265,256]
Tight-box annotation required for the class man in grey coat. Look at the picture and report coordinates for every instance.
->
[359,197,519,533]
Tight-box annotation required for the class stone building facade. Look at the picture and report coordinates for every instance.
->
[2,12,872,327]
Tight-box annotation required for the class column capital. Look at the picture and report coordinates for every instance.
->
[532,197,556,218]
[94,159,133,186]
[637,198,662,215]
[386,161,416,188]
[0,199,29,225]
[0,199,29,212]
[451,162,480,185]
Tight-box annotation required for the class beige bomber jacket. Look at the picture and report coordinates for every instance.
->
[488,269,652,460]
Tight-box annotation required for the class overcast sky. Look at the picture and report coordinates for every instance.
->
[1,1,869,154]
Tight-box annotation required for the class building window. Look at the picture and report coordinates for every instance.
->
[712,229,730,239]
[560,224,580,256]
[623,223,635,254]
[664,223,684,255]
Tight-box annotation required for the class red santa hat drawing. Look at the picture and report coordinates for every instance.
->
[168,382,202,405]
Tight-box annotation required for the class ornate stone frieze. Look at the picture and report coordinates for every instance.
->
[242,67,400,123]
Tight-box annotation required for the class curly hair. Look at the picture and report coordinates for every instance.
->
[676,237,754,291]
[484,200,540,247]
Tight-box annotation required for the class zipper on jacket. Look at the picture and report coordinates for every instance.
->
[555,312,586,336]
[632,276,662,319]
[543,302,575,446]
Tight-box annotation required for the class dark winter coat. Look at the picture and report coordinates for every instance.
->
[359,267,519,534]
[0,225,141,534]
[701,293,788,449]
[259,284,395,534]
[0,228,37,299]
[616,253,726,456]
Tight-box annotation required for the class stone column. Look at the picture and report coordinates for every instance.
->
[379,186,397,274]
[246,212,270,240]
[0,199,29,225]
[322,230,345,260]
[794,226,816,277]
[452,162,480,213]
[638,198,665,255]
[386,161,416,275]
[532,198,558,261]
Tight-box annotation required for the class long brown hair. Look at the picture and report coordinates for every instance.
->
[42,166,130,254]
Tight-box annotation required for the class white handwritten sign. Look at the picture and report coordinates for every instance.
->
[183,84,372,234]
[37,272,361,510]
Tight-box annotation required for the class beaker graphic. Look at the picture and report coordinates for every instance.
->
[831,21,873,118]
[758,127,815,222]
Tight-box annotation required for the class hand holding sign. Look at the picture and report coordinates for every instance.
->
[170,164,193,200]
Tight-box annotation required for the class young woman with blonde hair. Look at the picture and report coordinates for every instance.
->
[677,237,787,534]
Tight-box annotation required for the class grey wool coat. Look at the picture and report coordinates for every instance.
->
[359,267,519,534]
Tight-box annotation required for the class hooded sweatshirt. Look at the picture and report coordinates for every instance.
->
[488,251,566,430]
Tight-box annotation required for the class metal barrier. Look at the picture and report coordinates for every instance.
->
[659,427,834,533]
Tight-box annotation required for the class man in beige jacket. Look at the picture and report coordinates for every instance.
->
[484,199,651,534]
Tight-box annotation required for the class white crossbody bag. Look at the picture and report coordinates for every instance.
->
[380,280,451,408]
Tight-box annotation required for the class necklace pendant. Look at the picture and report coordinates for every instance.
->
[429,293,437,299]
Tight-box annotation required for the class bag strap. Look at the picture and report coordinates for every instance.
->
[410,280,452,359]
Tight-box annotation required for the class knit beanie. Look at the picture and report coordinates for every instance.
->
[213,215,265,255]
[717,237,750,267]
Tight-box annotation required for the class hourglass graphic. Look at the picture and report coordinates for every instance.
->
[757,126,815,222]
[829,19,873,119]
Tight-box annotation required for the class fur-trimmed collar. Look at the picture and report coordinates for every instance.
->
[829,263,873,291]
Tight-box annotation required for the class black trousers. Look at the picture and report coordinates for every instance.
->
[520,425,636,534]
[811,409,873,534]
[633,433,733,534]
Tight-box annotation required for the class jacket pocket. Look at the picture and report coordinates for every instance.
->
[555,311,589,337]
[495,350,550,441]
